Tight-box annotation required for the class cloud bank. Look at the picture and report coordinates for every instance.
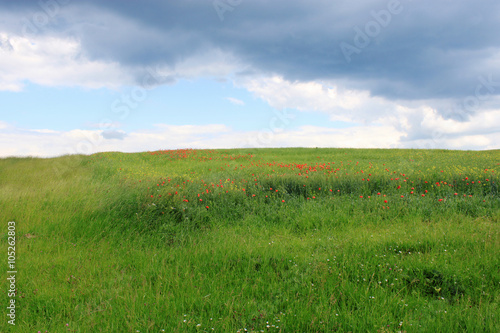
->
[1,0,499,155]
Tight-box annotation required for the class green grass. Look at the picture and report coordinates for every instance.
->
[0,148,499,332]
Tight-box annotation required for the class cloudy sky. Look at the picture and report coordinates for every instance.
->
[1,0,499,157]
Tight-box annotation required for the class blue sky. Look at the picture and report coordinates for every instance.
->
[1,79,343,132]
[1,0,499,157]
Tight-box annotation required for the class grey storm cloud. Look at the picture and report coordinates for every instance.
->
[102,130,127,140]
[2,0,500,102]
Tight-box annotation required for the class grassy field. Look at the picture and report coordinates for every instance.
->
[0,148,499,332]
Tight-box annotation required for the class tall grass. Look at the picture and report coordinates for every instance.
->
[0,148,498,332]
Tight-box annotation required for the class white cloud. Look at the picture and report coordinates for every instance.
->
[237,75,395,123]
[236,125,404,149]
[0,28,245,92]
[86,121,123,129]
[226,97,245,105]
[170,48,244,80]
[0,123,236,157]
[153,124,231,135]
[0,32,133,91]
[30,129,59,134]
[1,115,498,158]
[236,75,500,150]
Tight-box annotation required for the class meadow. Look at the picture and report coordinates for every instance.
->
[0,148,499,332]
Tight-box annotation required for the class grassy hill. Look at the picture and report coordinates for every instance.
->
[1,148,499,332]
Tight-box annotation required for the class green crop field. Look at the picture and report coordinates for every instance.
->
[1,148,499,332]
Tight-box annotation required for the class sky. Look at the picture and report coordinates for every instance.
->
[0,0,499,157]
